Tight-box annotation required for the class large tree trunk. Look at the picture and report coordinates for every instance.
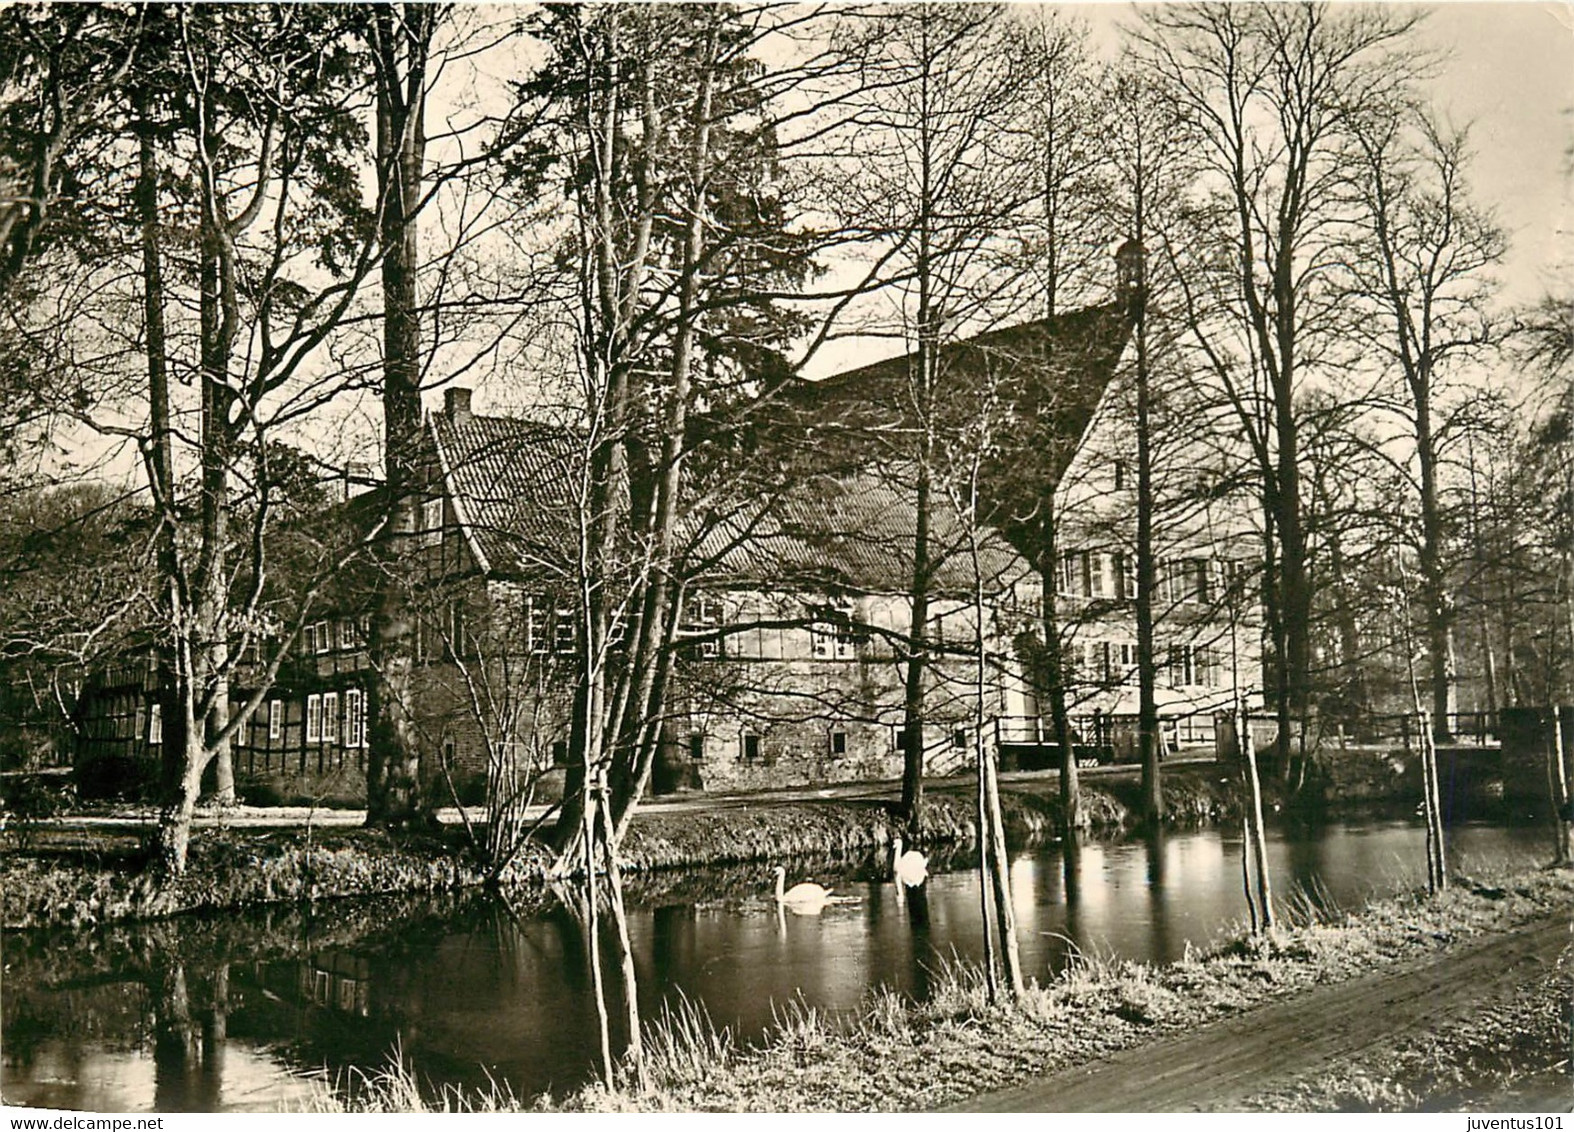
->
[137,93,190,870]
[157,702,209,876]
[366,4,432,827]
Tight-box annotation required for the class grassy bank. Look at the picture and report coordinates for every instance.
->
[0,825,556,929]
[312,864,1574,1113]
[0,765,1241,929]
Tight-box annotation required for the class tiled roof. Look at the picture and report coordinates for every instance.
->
[430,415,1028,595]
[767,302,1135,560]
[430,305,1131,595]
[689,466,1031,595]
[430,413,586,581]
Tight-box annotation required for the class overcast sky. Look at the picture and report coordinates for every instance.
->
[1078,1,1574,305]
[1418,2,1572,302]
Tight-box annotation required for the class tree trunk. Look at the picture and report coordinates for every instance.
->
[1133,258,1161,827]
[582,781,613,1087]
[982,742,1023,997]
[901,457,932,834]
[137,92,188,863]
[1549,707,1570,867]
[1240,709,1274,931]
[1039,508,1081,833]
[366,5,432,827]
[157,714,209,876]
[974,732,997,1002]
[598,789,645,1091]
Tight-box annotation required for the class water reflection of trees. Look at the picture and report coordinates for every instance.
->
[3,892,509,1110]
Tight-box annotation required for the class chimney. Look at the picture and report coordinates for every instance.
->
[444,386,473,425]
[1115,238,1146,312]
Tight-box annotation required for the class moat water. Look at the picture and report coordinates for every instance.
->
[1,816,1552,1111]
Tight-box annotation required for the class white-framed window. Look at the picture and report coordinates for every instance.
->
[313,621,331,654]
[1114,552,1137,600]
[1090,553,1113,599]
[323,691,339,745]
[447,601,466,657]
[1058,549,1085,596]
[553,608,576,655]
[268,700,283,741]
[829,729,848,757]
[421,497,444,547]
[1195,644,1220,688]
[681,594,724,657]
[303,623,317,655]
[740,732,761,761]
[1190,559,1211,604]
[148,702,163,746]
[344,688,365,746]
[306,694,322,743]
[525,595,550,655]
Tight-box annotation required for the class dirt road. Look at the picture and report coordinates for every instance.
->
[952,912,1574,1112]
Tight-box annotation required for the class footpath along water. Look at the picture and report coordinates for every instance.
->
[0,817,1549,1111]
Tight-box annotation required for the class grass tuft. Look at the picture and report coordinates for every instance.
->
[643,990,736,1084]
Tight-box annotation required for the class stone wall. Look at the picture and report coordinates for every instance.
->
[667,650,994,794]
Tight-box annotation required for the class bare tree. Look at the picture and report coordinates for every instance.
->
[519,3,870,857]
[830,2,1033,833]
[1136,2,1424,774]
[364,2,440,828]
[1344,106,1504,740]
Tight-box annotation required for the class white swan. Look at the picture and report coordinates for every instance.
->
[773,865,833,911]
[891,836,929,887]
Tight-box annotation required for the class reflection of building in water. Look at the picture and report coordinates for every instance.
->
[304,953,371,1017]
[275,952,371,1018]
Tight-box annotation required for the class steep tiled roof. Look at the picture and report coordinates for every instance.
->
[430,303,1130,595]
[430,414,1028,596]
[430,413,585,581]
[690,466,1030,595]
[806,304,1128,408]
[768,301,1135,564]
